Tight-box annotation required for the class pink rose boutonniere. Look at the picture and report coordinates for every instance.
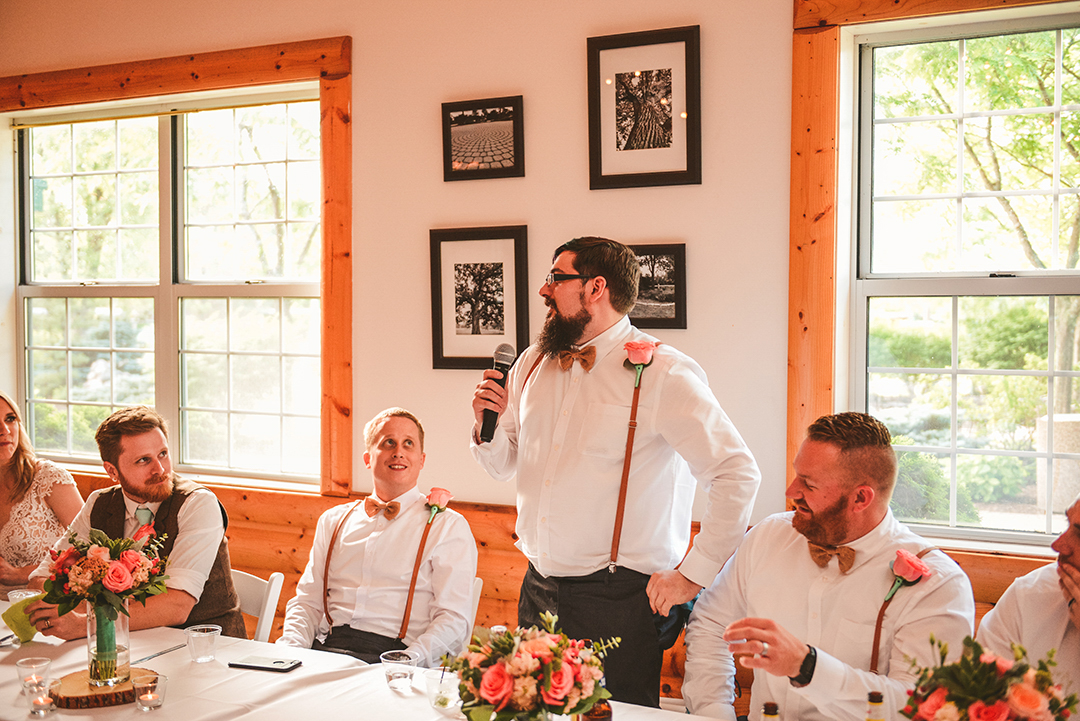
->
[426,487,453,524]
[624,341,659,388]
[885,548,932,602]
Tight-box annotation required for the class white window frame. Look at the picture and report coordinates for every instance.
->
[13,89,325,484]
[846,10,1080,546]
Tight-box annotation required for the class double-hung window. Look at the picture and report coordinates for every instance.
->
[854,18,1080,540]
[17,95,323,482]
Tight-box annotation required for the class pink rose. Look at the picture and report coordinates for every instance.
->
[980,653,1014,676]
[426,487,453,509]
[917,687,949,721]
[133,523,155,542]
[969,700,1011,721]
[1007,682,1049,719]
[519,635,557,662]
[119,549,143,572]
[479,662,514,711]
[102,560,134,593]
[894,549,932,583]
[541,664,575,705]
[624,341,658,365]
[87,544,111,563]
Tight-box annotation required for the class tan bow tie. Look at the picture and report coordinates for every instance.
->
[557,346,597,371]
[807,542,856,573]
[364,497,401,520]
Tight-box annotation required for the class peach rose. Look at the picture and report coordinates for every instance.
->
[133,523,155,542]
[625,341,658,365]
[969,700,1011,721]
[426,487,453,509]
[118,549,143,572]
[1008,682,1049,719]
[102,560,134,593]
[519,635,557,662]
[87,544,111,563]
[894,549,932,582]
[917,687,950,721]
[52,546,81,572]
[541,664,575,705]
[478,662,513,711]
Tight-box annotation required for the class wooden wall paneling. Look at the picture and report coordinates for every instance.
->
[794,0,1070,30]
[0,36,353,496]
[786,25,840,480]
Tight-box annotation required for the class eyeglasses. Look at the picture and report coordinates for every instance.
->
[545,272,592,285]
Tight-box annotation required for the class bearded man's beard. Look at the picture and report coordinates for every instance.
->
[791,493,853,547]
[536,299,592,357]
[118,469,175,504]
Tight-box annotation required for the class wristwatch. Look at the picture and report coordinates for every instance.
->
[789,645,817,688]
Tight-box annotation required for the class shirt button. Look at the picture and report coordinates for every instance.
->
[541,517,546,523]
[562,410,568,416]
[811,612,818,619]
[542,552,548,558]
[553,445,560,452]
[545,479,551,486]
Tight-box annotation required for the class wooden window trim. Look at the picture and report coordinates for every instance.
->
[0,37,353,496]
[786,1,1071,480]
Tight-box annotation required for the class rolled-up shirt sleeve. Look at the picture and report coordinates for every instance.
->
[160,490,225,602]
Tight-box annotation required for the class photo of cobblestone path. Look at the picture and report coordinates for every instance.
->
[451,119,516,170]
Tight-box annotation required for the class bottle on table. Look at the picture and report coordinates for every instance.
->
[763,701,780,720]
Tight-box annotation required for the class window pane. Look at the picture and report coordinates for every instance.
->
[29,350,68,401]
[868,373,952,445]
[964,32,1056,112]
[963,115,1053,192]
[71,405,110,454]
[231,298,280,352]
[181,298,228,351]
[282,415,319,475]
[30,403,67,452]
[873,42,958,119]
[231,414,280,472]
[958,297,1047,370]
[30,231,73,282]
[183,354,228,408]
[873,120,957,196]
[31,126,71,175]
[73,121,116,172]
[957,454,1038,530]
[183,410,228,467]
[870,199,956,273]
[184,101,320,283]
[957,375,1045,451]
[119,118,158,170]
[27,298,66,346]
[69,297,111,348]
[231,355,281,413]
[33,177,72,229]
[893,450,964,525]
[868,297,952,369]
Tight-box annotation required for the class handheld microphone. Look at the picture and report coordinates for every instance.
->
[479,343,517,443]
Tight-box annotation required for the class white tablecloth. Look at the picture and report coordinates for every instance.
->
[2,611,707,720]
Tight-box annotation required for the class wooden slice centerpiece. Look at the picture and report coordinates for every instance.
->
[53,667,158,709]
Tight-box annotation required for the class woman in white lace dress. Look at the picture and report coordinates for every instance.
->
[0,390,84,598]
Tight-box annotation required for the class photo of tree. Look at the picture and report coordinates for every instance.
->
[631,252,676,320]
[455,262,504,335]
[615,68,673,151]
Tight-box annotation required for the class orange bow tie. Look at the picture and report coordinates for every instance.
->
[364,497,401,520]
[557,346,597,372]
[807,542,856,573]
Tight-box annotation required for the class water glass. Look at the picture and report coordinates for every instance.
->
[27,678,61,716]
[133,673,167,711]
[380,649,420,692]
[7,589,42,603]
[185,624,222,663]
[16,657,52,689]
[424,668,462,716]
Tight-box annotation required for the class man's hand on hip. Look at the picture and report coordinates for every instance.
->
[646,569,701,616]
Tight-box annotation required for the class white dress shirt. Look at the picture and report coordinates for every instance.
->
[277,488,478,668]
[683,511,975,721]
[977,563,1078,694]
[471,315,760,584]
[30,485,225,602]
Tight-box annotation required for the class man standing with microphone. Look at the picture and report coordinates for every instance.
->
[470,236,760,707]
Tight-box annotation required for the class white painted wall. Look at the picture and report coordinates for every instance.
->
[0,0,792,521]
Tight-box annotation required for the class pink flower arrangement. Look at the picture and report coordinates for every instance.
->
[41,527,169,619]
[445,611,617,721]
[901,637,1076,721]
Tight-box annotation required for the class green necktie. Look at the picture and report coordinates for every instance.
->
[135,507,154,528]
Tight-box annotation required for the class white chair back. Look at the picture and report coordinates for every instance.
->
[231,569,285,643]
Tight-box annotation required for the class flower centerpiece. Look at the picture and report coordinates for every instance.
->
[41,525,168,686]
[902,636,1077,721]
[444,611,619,721]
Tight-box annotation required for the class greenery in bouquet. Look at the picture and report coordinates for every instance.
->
[445,611,619,721]
[41,526,169,619]
[901,636,1077,721]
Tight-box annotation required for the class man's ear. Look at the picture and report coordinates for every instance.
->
[363,451,371,468]
[585,275,608,304]
[103,461,118,482]
[851,484,877,513]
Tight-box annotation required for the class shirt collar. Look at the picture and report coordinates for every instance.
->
[574,315,633,367]
[371,486,425,510]
[121,492,162,520]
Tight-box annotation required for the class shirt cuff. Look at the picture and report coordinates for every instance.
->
[163,569,206,602]
[794,646,843,701]
[679,547,723,589]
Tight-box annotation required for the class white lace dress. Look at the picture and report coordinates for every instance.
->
[0,459,76,572]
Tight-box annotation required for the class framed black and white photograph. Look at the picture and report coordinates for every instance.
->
[629,243,686,329]
[587,26,701,190]
[430,225,529,369]
[442,95,525,181]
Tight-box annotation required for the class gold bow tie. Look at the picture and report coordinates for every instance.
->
[364,497,401,520]
[807,542,856,573]
[557,346,597,372]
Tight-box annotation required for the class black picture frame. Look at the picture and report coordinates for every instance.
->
[442,95,525,181]
[629,243,686,329]
[587,26,701,190]
[430,225,529,369]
